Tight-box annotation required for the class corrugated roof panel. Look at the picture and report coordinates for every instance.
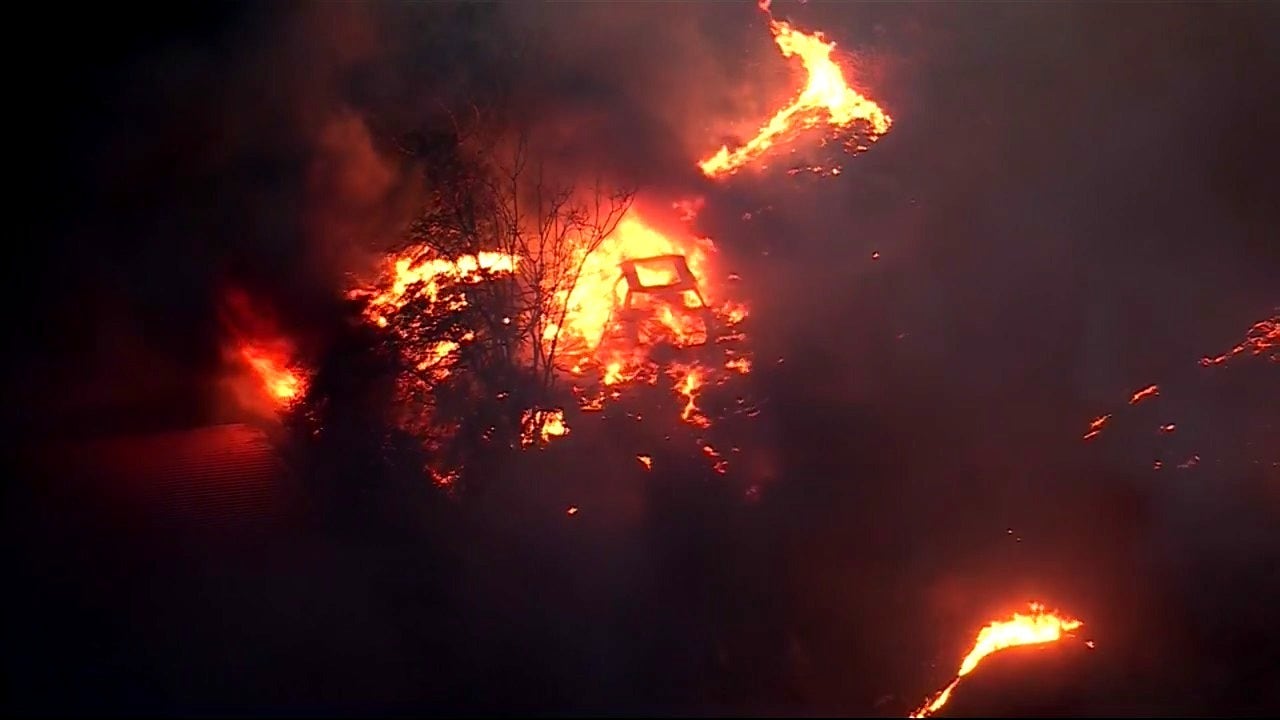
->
[72,423,297,531]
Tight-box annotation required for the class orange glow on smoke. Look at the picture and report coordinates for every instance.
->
[698,2,892,178]
[911,603,1084,718]
[238,341,305,404]
[220,289,309,414]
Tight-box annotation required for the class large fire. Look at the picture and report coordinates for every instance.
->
[219,289,309,415]
[910,603,1085,718]
[698,0,892,178]
[349,201,751,476]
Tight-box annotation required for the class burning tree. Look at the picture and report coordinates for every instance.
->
[350,115,635,481]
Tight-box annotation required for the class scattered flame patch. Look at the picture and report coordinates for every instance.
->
[698,1,892,178]
[521,408,570,449]
[1128,384,1159,405]
[636,454,653,470]
[1082,414,1111,441]
[1199,314,1279,366]
[670,362,712,428]
[911,603,1084,718]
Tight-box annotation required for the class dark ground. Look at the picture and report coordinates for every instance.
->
[8,1,1280,716]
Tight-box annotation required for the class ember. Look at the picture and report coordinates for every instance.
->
[1199,313,1280,366]
[1129,384,1159,405]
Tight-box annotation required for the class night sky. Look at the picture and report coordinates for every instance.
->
[9,1,1280,716]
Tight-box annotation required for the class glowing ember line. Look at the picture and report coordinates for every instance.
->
[1199,314,1279,366]
[910,603,1083,718]
[1129,384,1159,405]
[1082,413,1110,441]
[698,2,892,178]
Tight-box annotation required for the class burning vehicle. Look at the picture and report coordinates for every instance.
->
[610,254,715,352]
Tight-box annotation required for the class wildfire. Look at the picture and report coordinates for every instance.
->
[670,362,712,428]
[353,250,519,327]
[1128,384,1159,405]
[911,603,1084,718]
[520,408,570,448]
[219,289,309,414]
[637,454,653,470]
[698,1,892,178]
[1199,314,1279,366]
[1082,413,1110,441]
[238,341,306,404]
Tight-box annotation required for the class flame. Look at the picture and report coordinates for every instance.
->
[1200,314,1280,366]
[353,250,518,326]
[219,289,309,413]
[520,408,570,448]
[1128,384,1159,405]
[698,3,892,178]
[701,442,729,474]
[911,603,1084,718]
[238,341,306,404]
[670,362,712,428]
[1159,423,1176,433]
[1082,414,1110,441]
[637,454,654,470]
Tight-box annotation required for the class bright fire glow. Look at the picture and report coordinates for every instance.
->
[698,1,892,178]
[219,289,309,414]
[520,408,570,448]
[239,341,305,404]
[911,603,1084,718]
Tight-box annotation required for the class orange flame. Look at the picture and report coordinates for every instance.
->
[670,362,712,428]
[238,341,306,404]
[520,408,570,448]
[637,454,654,470]
[911,603,1084,718]
[1128,384,1159,405]
[698,3,892,178]
[1199,314,1279,366]
[353,250,518,327]
[220,289,309,413]
[1082,413,1110,441]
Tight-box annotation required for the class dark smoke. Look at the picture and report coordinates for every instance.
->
[11,1,1280,717]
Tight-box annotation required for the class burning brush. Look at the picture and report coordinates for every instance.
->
[699,0,892,178]
[911,603,1086,718]
[346,200,753,483]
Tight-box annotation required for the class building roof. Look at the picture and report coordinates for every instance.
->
[57,423,298,533]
